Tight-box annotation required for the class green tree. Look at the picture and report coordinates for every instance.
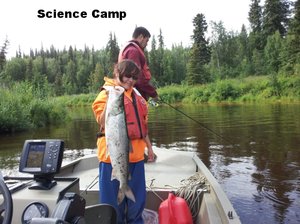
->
[290,0,300,35]
[164,44,188,84]
[68,46,76,62]
[263,0,291,37]
[76,57,91,93]
[149,29,166,85]
[186,13,211,84]
[209,21,239,79]
[3,57,26,81]
[209,21,225,79]
[0,38,9,71]
[236,25,252,76]
[32,56,48,96]
[249,0,263,33]
[64,60,77,94]
[281,0,300,74]
[251,48,265,75]
[46,58,61,83]
[25,58,34,81]
[149,36,159,81]
[88,62,105,92]
[157,29,165,84]
[49,45,58,58]
[106,32,120,67]
[54,73,64,96]
[248,0,265,75]
[249,0,264,50]
[264,31,283,73]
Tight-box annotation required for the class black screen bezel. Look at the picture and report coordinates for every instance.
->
[19,140,64,175]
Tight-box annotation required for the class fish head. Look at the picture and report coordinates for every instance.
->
[107,86,125,115]
[113,86,125,94]
[107,86,125,100]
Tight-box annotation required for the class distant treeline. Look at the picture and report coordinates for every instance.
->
[0,0,299,133]
[0,0,299,96]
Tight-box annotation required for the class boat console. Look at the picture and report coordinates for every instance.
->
[0,139,85,224]
[18,139,65,190]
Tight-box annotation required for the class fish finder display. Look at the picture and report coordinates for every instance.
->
[26,143,46,168]
[19,139,64,190]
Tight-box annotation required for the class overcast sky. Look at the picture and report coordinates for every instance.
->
[1,0,253,58]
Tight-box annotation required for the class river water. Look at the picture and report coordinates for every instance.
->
[0,103,299,224]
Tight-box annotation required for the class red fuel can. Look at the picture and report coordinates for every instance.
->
[159,192,193,224]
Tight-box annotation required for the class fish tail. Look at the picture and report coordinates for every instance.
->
[125,185,136,202]
[117,185,136,204]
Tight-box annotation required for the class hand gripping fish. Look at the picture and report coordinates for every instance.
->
[104,86,136,204]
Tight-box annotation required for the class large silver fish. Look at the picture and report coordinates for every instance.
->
[104,86,136,204]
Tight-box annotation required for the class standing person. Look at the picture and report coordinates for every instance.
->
[92,59,155,223]
[118,26,158,102]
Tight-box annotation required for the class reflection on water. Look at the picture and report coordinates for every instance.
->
[0,103,299,224]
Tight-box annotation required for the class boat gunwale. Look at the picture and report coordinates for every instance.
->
[192,154,241,223]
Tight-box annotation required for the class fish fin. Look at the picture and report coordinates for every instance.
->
[105,147,110,159]
[111,168,117,181]
[125,185,136,202]
[117,190,125,204]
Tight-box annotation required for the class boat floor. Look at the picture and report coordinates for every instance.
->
[146,148,197,188]
[60,148,197,192]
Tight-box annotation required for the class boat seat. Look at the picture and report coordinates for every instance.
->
[84,204,117,224]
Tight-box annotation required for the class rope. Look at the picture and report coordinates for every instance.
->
[175,172,207,222]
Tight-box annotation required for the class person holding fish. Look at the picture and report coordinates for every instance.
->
[92,59,155,224]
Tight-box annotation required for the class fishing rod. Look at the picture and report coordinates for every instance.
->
[155,97,235,145]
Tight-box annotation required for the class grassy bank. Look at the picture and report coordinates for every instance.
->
[54,75,300,106]
[1,75,299,133]
[55,93,97,107]
[158,75,300,104]
[0,82,69,133]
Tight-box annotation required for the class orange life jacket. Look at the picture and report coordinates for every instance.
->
[103,86,148,140]
[124,89,148,139]
[118,41,151,80]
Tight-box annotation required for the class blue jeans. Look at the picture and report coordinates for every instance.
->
[99,161,146,224]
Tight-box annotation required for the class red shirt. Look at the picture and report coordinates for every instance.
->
[119,41,158,101]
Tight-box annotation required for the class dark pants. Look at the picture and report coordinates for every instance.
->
[99,161,146,224]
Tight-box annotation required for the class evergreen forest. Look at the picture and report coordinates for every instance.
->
[1,0,300,133]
